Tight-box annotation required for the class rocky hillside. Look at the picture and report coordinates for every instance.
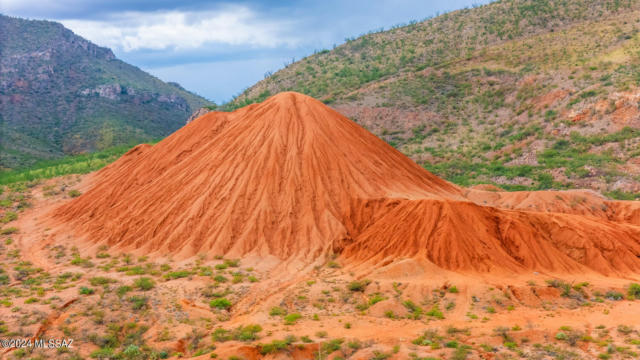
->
[229,0,640,199]
[0,15,211,169]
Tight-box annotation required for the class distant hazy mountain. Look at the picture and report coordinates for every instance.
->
[0,14,212,169]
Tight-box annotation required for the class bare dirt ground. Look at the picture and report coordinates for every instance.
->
[3,175,640,360]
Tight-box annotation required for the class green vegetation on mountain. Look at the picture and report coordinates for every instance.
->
[0,15,211,169]
[229,0,640,197]
[0,142,153,185]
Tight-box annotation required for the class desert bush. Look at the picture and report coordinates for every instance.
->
[129,296,148,310]
[269,306,286,316]
[546,279,572,297]
[628,283,640,298]
[283,313,302,325]
[402,300,423,319]
[321,338,344,354]
[164,270,190,280]
[134,277,155,291]
[79,287,95,295]
[89,277,116,286]
[426,304,444,319]
[605,291,624,301]
[347,279,370,292]
[233,324,262,341]
[259,338,293,355]
[0,227,18,235]
[209,298,232,310]
[116,286,132,297]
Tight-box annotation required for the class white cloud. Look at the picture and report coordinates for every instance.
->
[59,5,299,52]
[0,0,62,13]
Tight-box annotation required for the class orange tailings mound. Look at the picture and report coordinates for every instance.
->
[53,92,640,275]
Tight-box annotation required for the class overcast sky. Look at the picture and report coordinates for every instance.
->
[1,0,491,104]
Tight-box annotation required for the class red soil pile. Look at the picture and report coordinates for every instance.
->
[53,92,460,263]
[343,199,640,275]
[465,188,640,225]
[53,92,640,275]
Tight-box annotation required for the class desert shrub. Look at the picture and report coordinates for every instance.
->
[269,306,286,316]
[212,328,231,342]
[233,324,262,341]
[628,283,640,298]
[116,286,132,297]
[79,287,95,295]
[213,275,228,283]
[327,261,341,268]
[212,324,262,342]
[301,336,312,343]
[89,277,116,286]
[0,211,17,223]
[134,277,155,291]
[68,190,82,197]
[402,300,423,319]
[347,279,370,292]
[451,345,472,360]
[70,256,94,268]
[572,282,589,291]
[1,227,18,235]
[124,266,146,275]
[321,338,344,353]
[164,270,190,280]
[209,298,232,310]
[369,293,385,305]
[546,279,572,297]
[129,296,148,310]
[412,329,442,347]
[283,313,302,325]
[445,340,459,348]
[426,304,444,319]
[605,291,624,301]
[122,345,142,358]
[259,338,292,355]
[222,259,240,267]
[617,325,634,335]
[370,350,391,360]
[90,348,115,359]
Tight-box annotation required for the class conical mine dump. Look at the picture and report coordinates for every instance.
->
[54,92,640,275]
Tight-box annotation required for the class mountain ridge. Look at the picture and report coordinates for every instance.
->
[226,0,640,198]
[0,14,212,169]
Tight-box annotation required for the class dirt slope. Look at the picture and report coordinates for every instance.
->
[343,198,640,276]
[52,92,460,265]
[53,92,640,276]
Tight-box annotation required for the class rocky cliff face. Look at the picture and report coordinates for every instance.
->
[0,15,212,168]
